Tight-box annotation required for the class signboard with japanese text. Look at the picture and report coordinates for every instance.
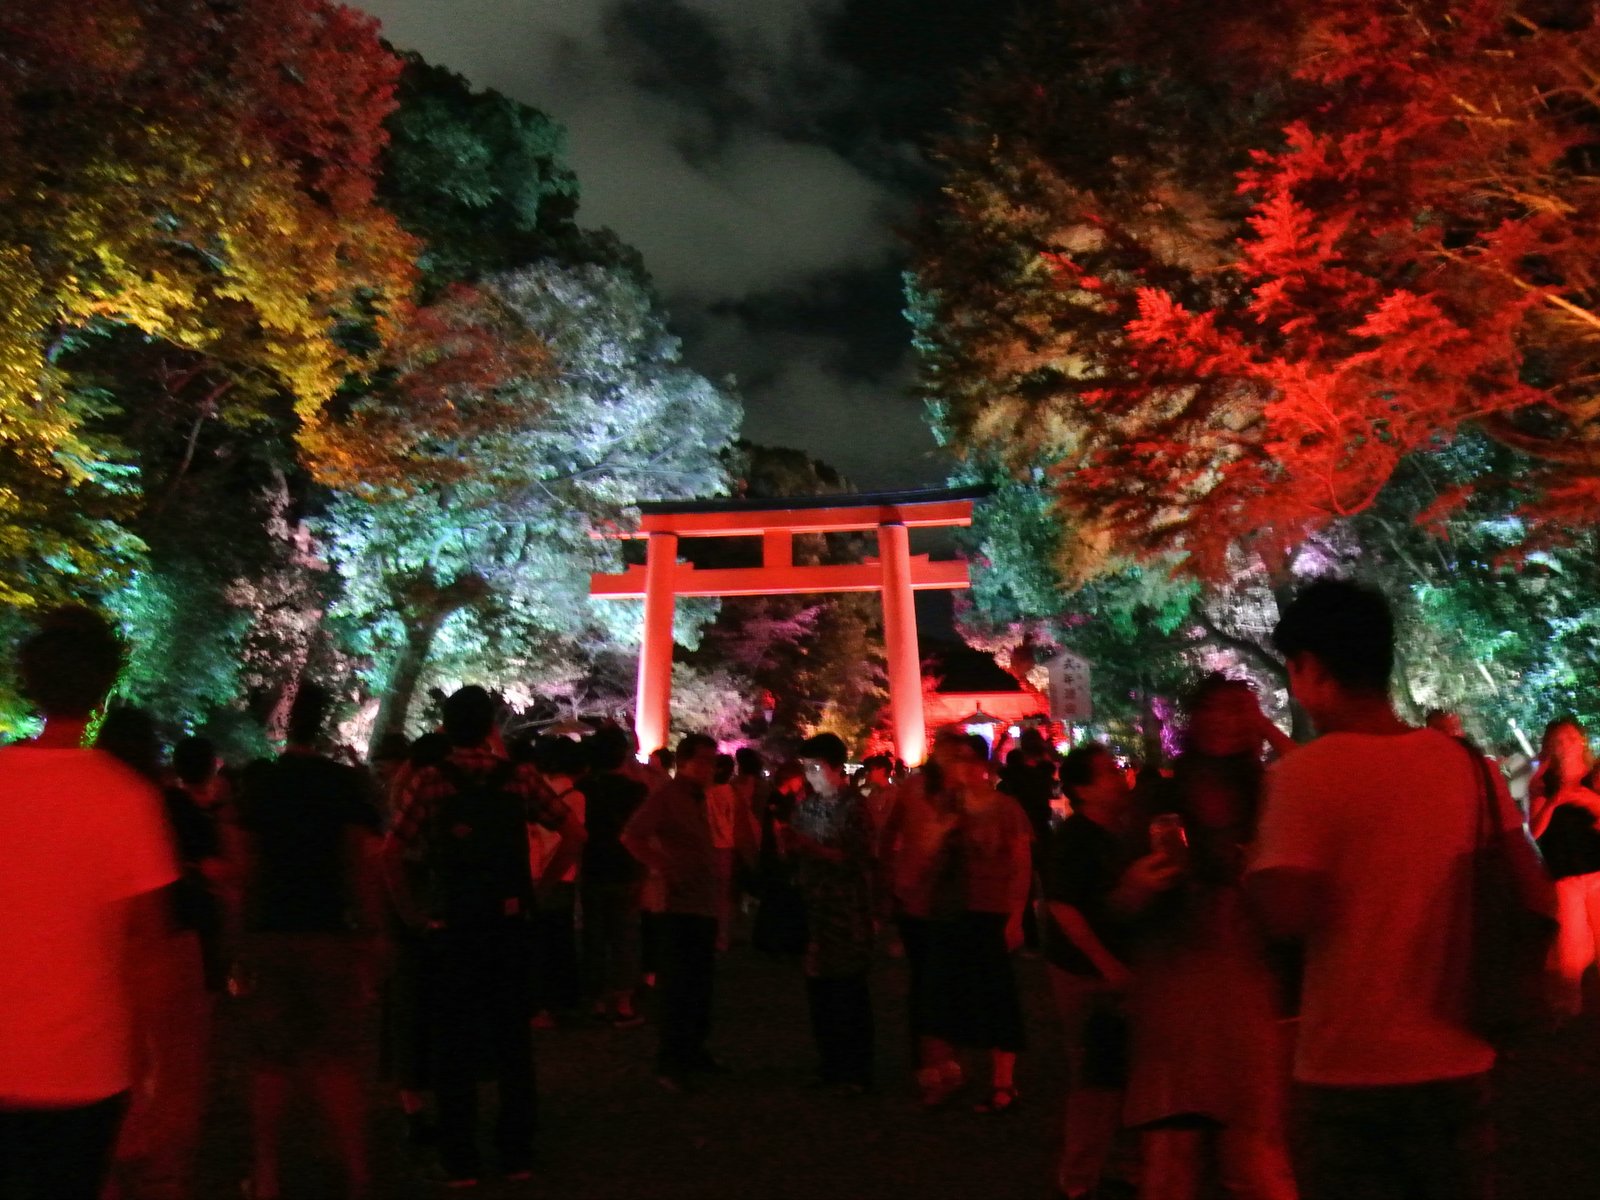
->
[1045,651,1092,722]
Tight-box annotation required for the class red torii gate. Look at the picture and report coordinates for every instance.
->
[589,487,981,766]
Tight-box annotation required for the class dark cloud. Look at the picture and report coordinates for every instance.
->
[355,0,1021,490]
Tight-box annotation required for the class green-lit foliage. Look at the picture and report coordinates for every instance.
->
[1338,435,1600,752]
[321,260,738,741]
[380,56,581,283]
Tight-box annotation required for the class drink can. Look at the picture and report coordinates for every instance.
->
[1149,813,1189,864]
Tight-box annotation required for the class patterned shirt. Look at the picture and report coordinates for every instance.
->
[387,744,572,860]
[793,786,876,978]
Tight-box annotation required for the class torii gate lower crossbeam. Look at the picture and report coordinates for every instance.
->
[588,487,981,766]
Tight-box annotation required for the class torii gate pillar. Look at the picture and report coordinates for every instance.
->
[636,531,678,761]
[877,521,925,766]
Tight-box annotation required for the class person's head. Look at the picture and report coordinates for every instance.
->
[797,732,849,797]
[735,746,765,777]
[533,734,587,783]
[17,605,126,720]
[1060,742,1129,818]
[651,746,675,773]
[713,753,736,785]
[1019,727,1049,761]
[1540,718,1592,790]
[1184,674,1259,758]
[172,735,218,787]
[861,753,893,786]
[441,685,496,747]
[674,732,719,785]
[927,728,984,791]
[587,725,632,772]
[1272,579,1394,725]
[286,682,330,748]
[94,705,163,781]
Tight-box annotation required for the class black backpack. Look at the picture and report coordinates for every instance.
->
[423,761,534,928]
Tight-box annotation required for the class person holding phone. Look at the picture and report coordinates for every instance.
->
[1124,675,1298,1200]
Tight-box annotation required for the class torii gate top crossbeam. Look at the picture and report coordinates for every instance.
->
[594,485,985,539]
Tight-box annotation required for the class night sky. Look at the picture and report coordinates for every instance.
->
[354,0,1021,492]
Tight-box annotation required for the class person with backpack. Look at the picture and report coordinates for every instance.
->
[1248,579,1555,1200]
[382,686,585,1189]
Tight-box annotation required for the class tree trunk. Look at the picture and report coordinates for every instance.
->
[374,609,449,744]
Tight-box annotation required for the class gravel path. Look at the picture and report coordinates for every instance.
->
[191,943,1600,1199]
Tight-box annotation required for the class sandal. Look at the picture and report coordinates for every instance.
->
[973,1085,1021,1115]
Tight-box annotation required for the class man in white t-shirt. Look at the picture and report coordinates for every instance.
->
[0,608,177,1200]
[1248,579,1539,1200]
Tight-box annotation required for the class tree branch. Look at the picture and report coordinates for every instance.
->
[1475,412,1600,467]
[1194,608,1286,685]
[150,379,234,517]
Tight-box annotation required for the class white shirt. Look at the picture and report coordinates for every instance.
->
[1252,728,1502,1086]
[0,746,178,1104]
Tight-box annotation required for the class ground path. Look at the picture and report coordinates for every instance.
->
[194,942,1600,1199]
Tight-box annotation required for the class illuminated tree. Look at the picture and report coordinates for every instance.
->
[379,56,583,283]
[907,0,1300,573]
[914,0,1600,575]
[0,0,417,612]
[321,261,738,740]
[1100,0,1600,569]
[909,0,1600,750]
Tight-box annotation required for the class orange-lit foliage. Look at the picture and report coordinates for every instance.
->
[307,284,553,491]
[0,0,418,491]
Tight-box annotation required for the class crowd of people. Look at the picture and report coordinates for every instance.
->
[0,578,1585,1200]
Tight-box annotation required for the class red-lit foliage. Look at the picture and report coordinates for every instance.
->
[914,0,1600,576]
[0,0,400,213]
[1075,0,1600,570]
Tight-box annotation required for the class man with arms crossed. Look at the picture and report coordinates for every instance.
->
[1249,579,1539,1200]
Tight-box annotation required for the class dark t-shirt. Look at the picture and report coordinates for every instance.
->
[238,751,379,933]
[999,758,1057,846]
[1539,799,1600,879]
[161,785,222,933]
[580,770,649,886]
[1043,812,1131,977]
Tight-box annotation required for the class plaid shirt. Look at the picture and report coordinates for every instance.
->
[387,744,571,859]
